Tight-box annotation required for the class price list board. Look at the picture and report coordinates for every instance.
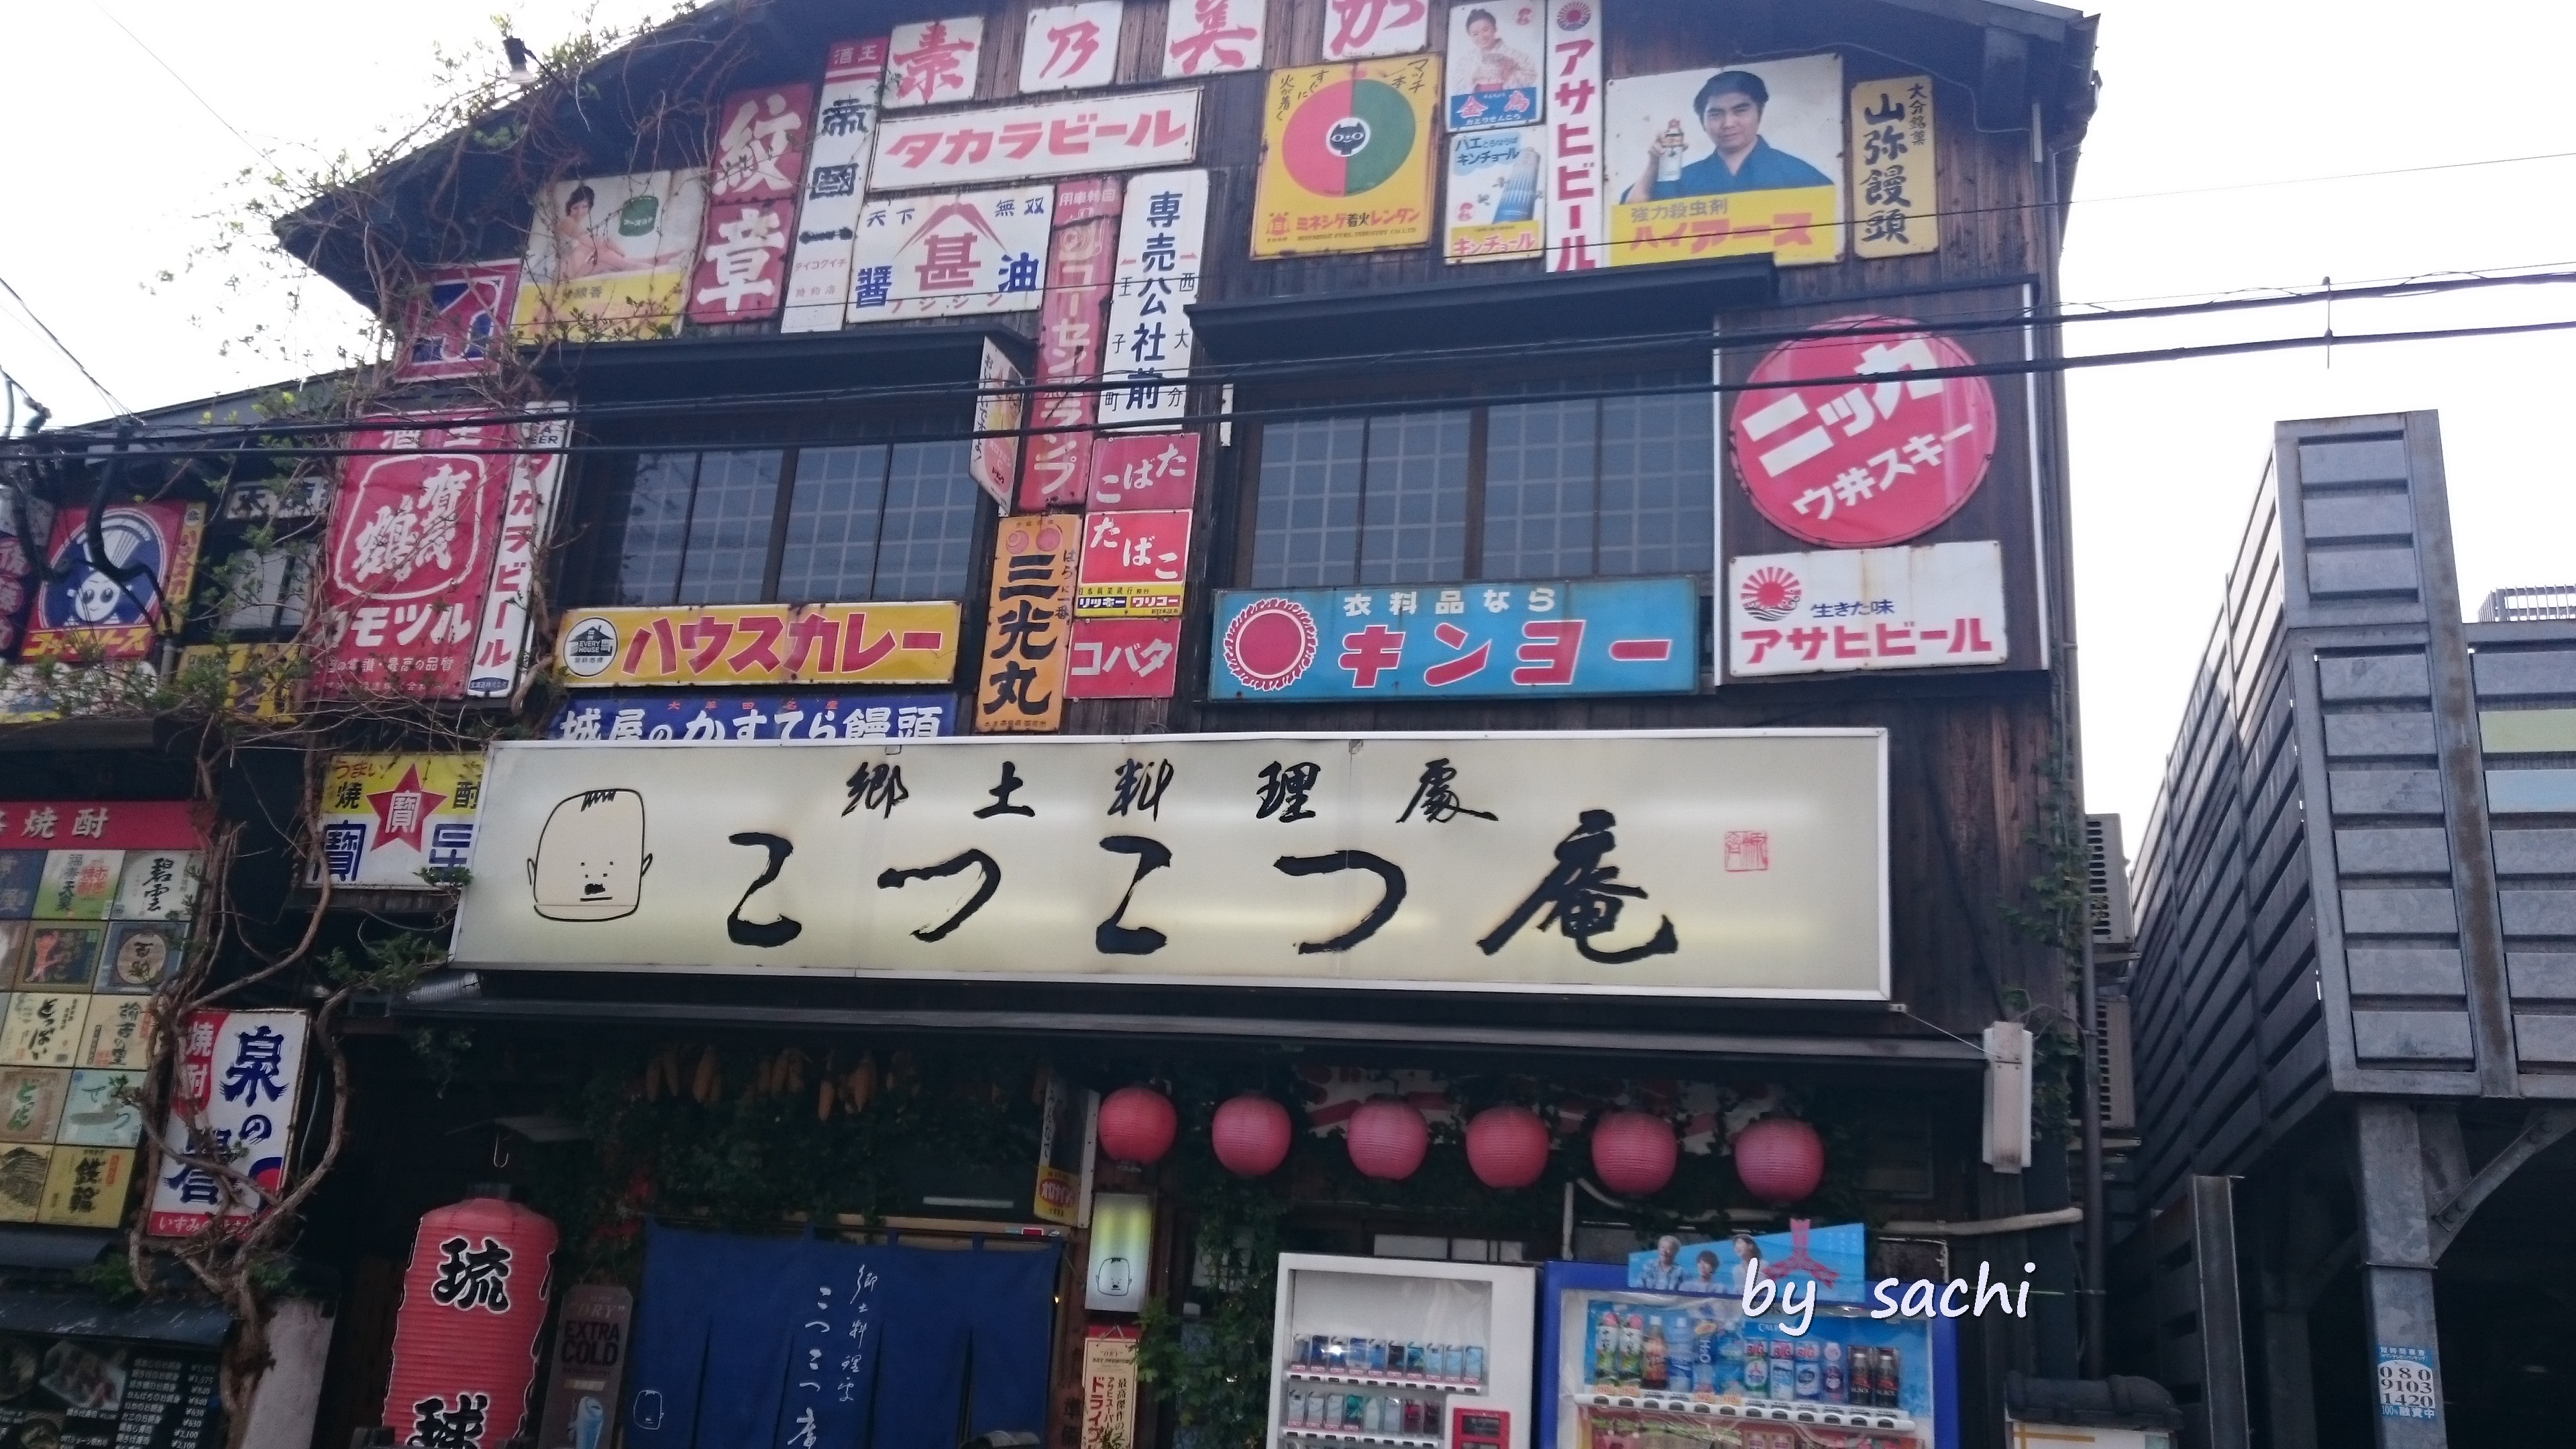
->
[0,1336,221,1449]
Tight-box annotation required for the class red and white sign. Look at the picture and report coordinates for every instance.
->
[1096,168,1209,430]
[1220,598,1320,692]
[844,185,1055,323]
[1091,432,1199,511]
[1068,618,1183,699]
[394,261,520,381]
[1324,0,1430,60]
[1164,0,1266,77]
[1730,317,1998,548]
[1022,2,1124,93]
[147,1009,308,1237]
[1727,540,2007,677]
[464,407,568,700]
[868,90,1202,191]
[782,38,890,333]
[310,417,514,699]
[0,800,200,851]
[1076,508,1191,617]
[1019,178,1123,510]
[885,17,985,109]
[1543,1,1605,272]
[690,83,814,323]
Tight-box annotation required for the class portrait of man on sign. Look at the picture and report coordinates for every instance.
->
[1623,69,1833,202]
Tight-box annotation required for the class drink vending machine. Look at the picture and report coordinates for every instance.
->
[1266,1254,1538,1449]
[1536,1261,1957,1449]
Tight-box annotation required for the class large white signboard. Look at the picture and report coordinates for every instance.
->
[451,732,1888,999]
[869,90,1203,191]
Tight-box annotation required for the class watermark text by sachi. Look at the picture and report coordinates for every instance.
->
[1737,1256,2039,1336]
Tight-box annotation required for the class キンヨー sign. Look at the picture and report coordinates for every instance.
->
[1209,578,1698,700]
[450,731,1888,999]
[1727,541,2007,677]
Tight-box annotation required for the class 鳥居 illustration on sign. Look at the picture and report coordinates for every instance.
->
[1209,578,1697,700]
[1096,170,1208,429]
[843,186,1055,323]
[515,171,707,339]
[1728,541,2007,677]
[449,731,1888,1000]
[1254,58,1440,258]
[1446,3,1544,131]
[19,502,205,663]
[1323,0,1429,60]
[1164,0,1265,77]
[1022,3,1124,93]
[782,38,890,333]
[394,262,520,381]
[885,17,985,109]
[1445,128,1545,262]
[1608,56,1844,268]
[1729,317,1998,547]
[1850,76,1938,259]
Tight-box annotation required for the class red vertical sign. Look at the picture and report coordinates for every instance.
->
[689,83,816,324]
[1019,177,1123,511]
[310,418,514,698]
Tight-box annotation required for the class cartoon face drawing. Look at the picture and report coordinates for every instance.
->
[528,790,652,921]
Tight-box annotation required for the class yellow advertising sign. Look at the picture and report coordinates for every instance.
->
[554,603,963,688]
[1609,184,1842,268]
[1605,57,1846,268]
[1850,76,1939,259]
[975,515,1076,733]
[178,643,300,720]
[317,753,486,888]
[1252,56,1440,258]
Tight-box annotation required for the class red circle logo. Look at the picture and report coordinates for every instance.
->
[1737,566,1803,621]
[1731,316,1998,548]
[1222,598,1319,692]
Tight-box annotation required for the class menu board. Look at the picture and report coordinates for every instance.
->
[0,1336,221,1449]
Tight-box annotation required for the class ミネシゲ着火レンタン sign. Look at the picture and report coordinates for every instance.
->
[448,731,1888,999]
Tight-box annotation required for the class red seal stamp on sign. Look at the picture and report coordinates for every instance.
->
[1730,316,1998,548]
[1221,598,1320,691]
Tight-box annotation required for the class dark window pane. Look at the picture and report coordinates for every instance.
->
[1599,387,1714,576]
[874,439,981,599]
[676,449,784,604]
[778,445,890,602]
[1360,410,1470,585]
[1482,398,1597,580]
[600,451,696,606]
[1251,417,1366,588]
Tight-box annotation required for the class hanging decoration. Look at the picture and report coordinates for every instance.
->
[1099,1083,1179,1165]
[1345,1098,1430,1181]
[381,1193,560,1449]
[1464,1104,1551,1189]
[1731,1116,1827,1204]
[1591,1110,1678,1196]
[1212,1093,1293,1177]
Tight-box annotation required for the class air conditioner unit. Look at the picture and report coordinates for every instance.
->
[2096,994,2137,1136]
[2085,813,2133,953]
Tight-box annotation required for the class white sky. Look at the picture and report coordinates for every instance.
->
[4,1,2573,847]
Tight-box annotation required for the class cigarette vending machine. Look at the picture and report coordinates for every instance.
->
[1537,1261,1956,1449]
[1267,1254,1537,1449]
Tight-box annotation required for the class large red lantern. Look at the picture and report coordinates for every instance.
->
[1212,1093,1293,1177]
[1466,1105,1551,1189]
[1099,1085,1178,1165]
[1346,1099,1429,1181]
[1733,1117,1827,1204]
[382,1194,559,1449]
[1591,1111,1678,1196]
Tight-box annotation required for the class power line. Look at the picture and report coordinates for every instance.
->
[0,271,131,421]
[93,4,276,168]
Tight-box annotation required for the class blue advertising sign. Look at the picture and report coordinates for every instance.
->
[545,692,957,742]
[1629,1220,1870,1305]
[1208,578,1698,700]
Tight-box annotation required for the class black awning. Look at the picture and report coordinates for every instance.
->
[529,323,1033,405]
[1188,256,1776,366]
[0,1228,115,1271]
[0,1291,231,1348]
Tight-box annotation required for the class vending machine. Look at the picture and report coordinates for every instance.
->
[1267,1254,1538,1449]
[1536,1260,1957,1449]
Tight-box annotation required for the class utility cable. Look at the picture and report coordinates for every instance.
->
[0,272,131,421]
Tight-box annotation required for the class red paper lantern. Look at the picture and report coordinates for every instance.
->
[1346,1098,1430,1181]
[381,1194,559,1449]
[1212,1093,1293,1177]
[1733,1117,1827,1204]
[1466,1105,1552,1189]
[1099,1085,1178,1165]
[1591,1111,1678,1196]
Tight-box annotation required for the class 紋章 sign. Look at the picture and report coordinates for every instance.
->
[449,731,1888,1000]
[1209,578,1698,700]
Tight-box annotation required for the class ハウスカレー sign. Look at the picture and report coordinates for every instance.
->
[449,731,1886,998]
